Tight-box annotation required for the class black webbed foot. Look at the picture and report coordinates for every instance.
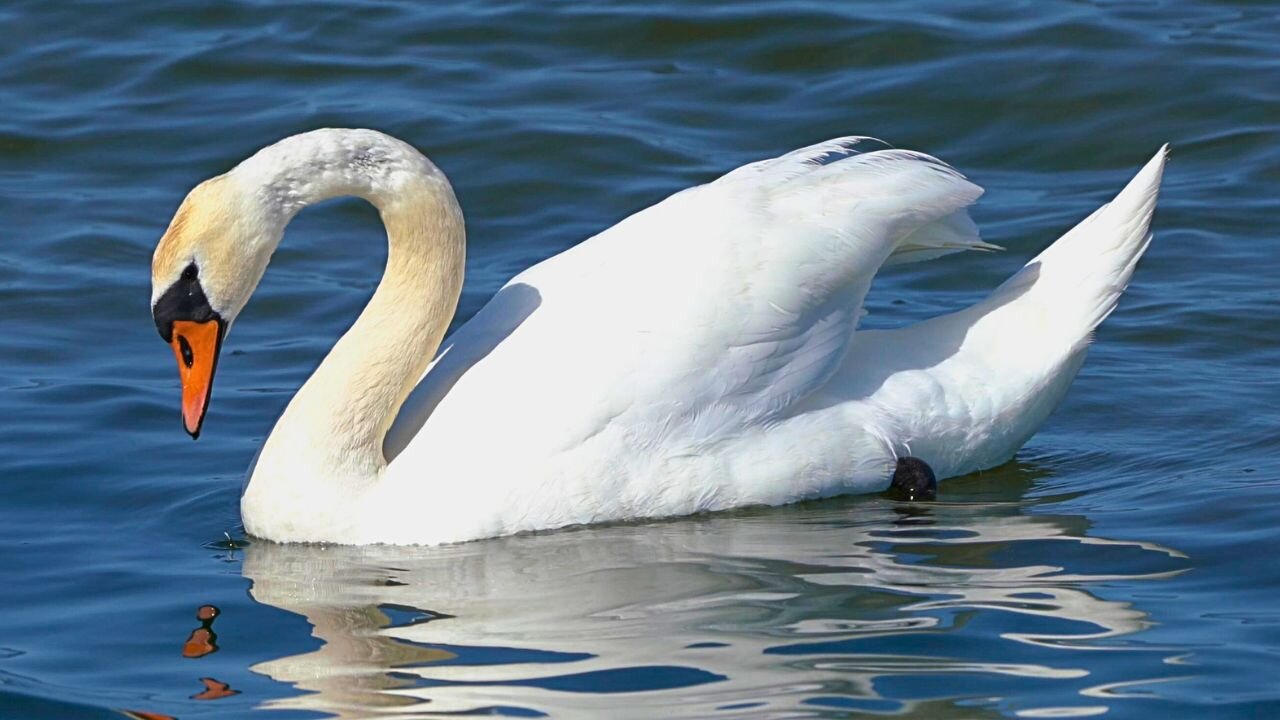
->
[886,457,937,501]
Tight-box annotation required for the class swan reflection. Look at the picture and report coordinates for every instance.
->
[242,465,1186,717]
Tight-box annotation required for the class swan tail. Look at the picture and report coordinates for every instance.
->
[830,147,1168,480]
[982,145,1168,349]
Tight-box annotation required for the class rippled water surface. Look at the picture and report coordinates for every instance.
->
[3,1,1279,717]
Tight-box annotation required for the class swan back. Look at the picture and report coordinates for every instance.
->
[379,140,991,541]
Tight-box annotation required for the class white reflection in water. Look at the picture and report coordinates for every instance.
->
[241,470,1186,718]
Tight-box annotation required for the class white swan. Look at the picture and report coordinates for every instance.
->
[150,129,1166,545]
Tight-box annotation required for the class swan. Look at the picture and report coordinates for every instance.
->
[150,129,1166,545]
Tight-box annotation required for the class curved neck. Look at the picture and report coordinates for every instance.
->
[239,130,464,493]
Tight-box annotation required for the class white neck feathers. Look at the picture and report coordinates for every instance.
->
[235,128,449,220]
[236,130,465,535]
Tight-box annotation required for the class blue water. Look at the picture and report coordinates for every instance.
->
[2,0,1279,717]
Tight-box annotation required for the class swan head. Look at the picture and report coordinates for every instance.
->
[151,174,279,438]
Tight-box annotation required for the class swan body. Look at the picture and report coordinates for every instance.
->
[150,129,1166,545]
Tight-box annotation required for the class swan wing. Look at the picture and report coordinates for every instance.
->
[389,139,986,464]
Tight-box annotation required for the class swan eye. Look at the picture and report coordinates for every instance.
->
[182,263,198,281]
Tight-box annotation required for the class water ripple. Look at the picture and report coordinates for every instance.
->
[1,0,1277,717]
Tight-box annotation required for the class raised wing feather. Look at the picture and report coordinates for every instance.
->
[390,139,987,465]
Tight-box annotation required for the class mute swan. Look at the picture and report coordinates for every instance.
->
[150,129,1165,545]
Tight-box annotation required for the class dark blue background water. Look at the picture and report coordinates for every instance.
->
[2,1,1277,717]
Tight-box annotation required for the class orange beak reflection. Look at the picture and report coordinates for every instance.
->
[169,318,224,439]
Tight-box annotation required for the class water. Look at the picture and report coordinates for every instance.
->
[2,0,1277,717]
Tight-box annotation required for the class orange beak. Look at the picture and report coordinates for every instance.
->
[169,318,224,439]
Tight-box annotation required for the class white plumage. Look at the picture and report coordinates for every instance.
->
[378,138,1165,544]
[152,129,1166,545]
